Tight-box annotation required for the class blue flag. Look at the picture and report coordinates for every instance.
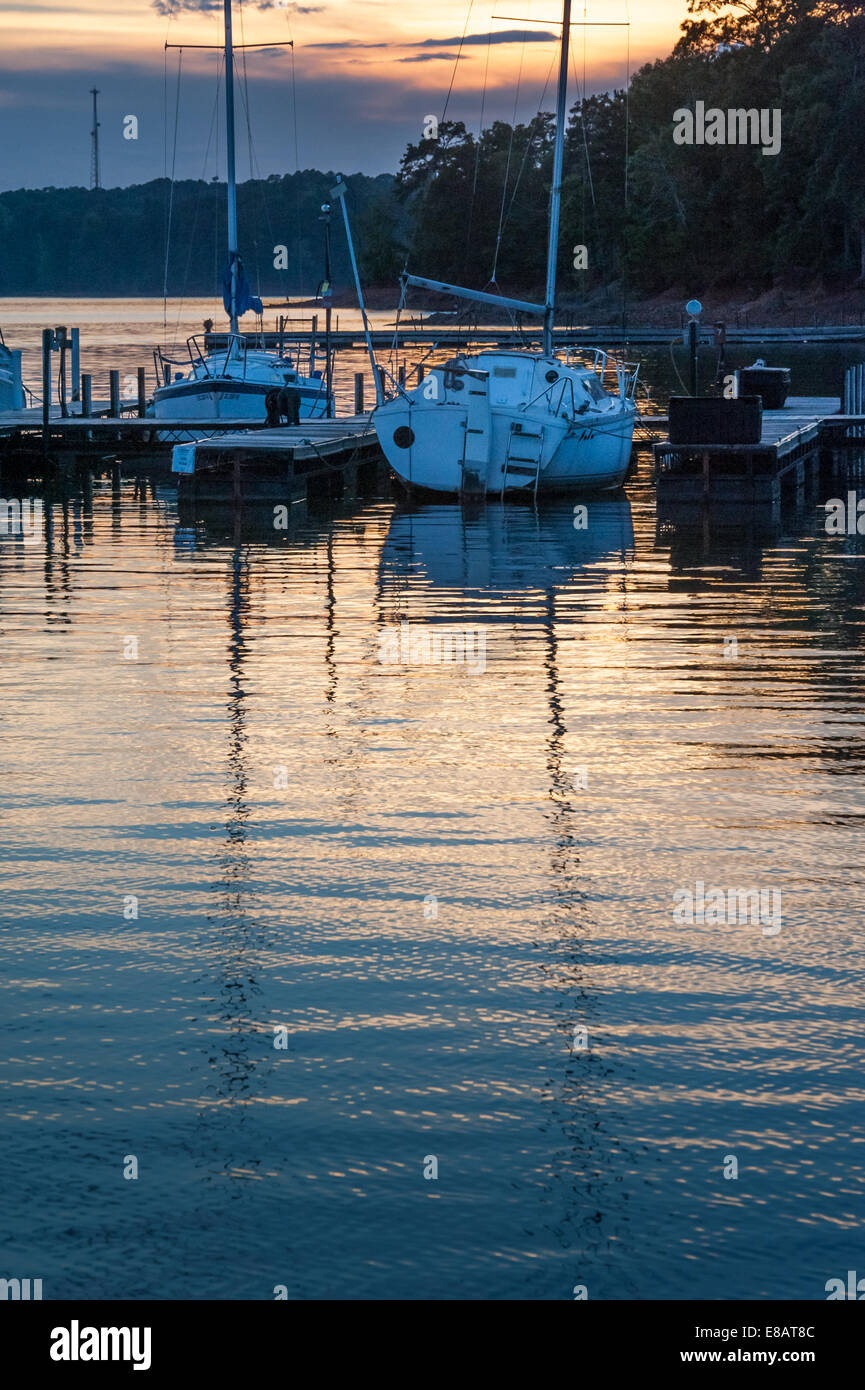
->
[222,253,263,317]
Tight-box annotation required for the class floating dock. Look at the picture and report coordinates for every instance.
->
[171,415,384,505]
[651,397,865,507]
[0,404,275,467]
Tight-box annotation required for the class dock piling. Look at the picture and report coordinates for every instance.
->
[70,328,80,402]
[325,306,333,419]
[41,328,52,452]
[57,328,70,419]
[81,374,92,419]
[109,371,120,418]
[137,368,147,419]
[354,372,364,414]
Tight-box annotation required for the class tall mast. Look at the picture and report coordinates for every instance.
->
[224,0,239,334]
[543,0,572,356]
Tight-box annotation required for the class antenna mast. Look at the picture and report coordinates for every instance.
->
[90,88,101,190]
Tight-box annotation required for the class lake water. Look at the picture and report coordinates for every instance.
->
[1,301,864,1300]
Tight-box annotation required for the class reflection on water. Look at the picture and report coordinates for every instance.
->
[1,462,864,1300]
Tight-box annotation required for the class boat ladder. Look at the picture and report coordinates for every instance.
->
[501,422,544,499]
[460,372,491,495]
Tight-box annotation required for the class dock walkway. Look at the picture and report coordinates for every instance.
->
[171,415,383,505]
[652,397,858,505]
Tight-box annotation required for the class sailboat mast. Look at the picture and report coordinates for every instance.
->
[224,0,239,334]
[543,0,572,357]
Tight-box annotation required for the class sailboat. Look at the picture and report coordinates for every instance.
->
[151,0,331,427]
[0,330,24,414]
[372,0,638,497]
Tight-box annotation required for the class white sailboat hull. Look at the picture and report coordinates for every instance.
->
[150,347,330,440]
[374,353,636,496]
[0,341,24,414]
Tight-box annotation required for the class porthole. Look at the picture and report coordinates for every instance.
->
[545,369,559,383]
[393,426,415,449]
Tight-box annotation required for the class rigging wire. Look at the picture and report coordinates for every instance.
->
[498,46,558,243]
[464,27,493,276]
[162,47,183,339]
[490,23,528,284]
[171,55,224,345]
[623,0,630,329]
[288,30,304,294]
[441,0,474,126]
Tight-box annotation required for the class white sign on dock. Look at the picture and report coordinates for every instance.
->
[172,443,196,474]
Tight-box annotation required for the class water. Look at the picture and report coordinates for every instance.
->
[1,304,864,1300]
[4,295,863,413]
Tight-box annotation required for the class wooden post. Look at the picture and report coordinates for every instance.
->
[309,314,318,375]
[418,365,425,384]
[398,364,406,387]
[377,366,386,400]
[70,327,80,402]
[325,305,333,419]
[109,370,120,418]
[137,367,147,418]
[41,328,52,452]
[81,374,92,419]
[56,326,68,418]
[354,372,364,414]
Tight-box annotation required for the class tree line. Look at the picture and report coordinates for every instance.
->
[1,0,862,303]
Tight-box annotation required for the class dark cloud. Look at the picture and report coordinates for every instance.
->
[416,31,558,47]
[152,1,323,13]
[307,30,557,51]
[398,54,465,64]
[306,42,386,50]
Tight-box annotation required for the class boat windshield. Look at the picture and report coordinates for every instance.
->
[581,375,608,403]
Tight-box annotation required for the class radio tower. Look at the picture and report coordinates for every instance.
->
[90,88,101,190]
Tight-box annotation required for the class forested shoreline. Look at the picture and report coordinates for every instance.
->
[1,0,863,307]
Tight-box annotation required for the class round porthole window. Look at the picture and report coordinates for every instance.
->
[545,369,559,383]
[393,426,415,449]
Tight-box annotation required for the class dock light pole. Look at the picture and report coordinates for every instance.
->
[685,298,702,396]
[330,177,383,406]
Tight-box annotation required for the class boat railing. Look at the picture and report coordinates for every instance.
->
[154,345,196,387]
[218,334,250,380]
[520,374,584,419]
[592,348,640,401]
[183,336,212,378]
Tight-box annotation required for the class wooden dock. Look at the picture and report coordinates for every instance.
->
[0,405,275,468]
[171,415,384,506]
[652,396,863,507]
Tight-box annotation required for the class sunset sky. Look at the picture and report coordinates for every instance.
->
[0,0,689,188]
